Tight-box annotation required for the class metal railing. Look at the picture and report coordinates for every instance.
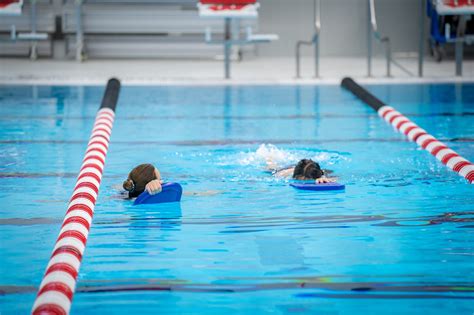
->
[367,0,391,77]
[295,0,320,78]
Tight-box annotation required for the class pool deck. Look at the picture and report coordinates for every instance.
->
[1,56,473,85]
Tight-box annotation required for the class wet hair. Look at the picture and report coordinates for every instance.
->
[293,159,324,180]
[123,163,157,198]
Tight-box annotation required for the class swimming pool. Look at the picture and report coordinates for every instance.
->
[0,83,473,314]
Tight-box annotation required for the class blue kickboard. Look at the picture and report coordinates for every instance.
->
[134,182,182,205]
[290,182,345,191]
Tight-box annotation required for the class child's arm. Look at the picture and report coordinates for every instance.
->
[145,179,162,195]
[145,167,163,195]
[264,159,279,171]
[274,168,294,178]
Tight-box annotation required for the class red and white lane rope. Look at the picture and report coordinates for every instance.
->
[32,107,115,315]
[378,106,474,184]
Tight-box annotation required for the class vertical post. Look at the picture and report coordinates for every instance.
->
[455,39,463,76]
[385,39,391,77]
[314,0,320,78]
[76,0,84,62]
[296,43,301,78]
[455,15,467,77]
[314,36,319,78]
[367,0,372,77]
[418,0,425,77]
[30,0,38,60]
[224,17,231,79]
[52,0,66,60]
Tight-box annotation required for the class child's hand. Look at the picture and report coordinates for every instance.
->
[265,159,278,170]
[316,177,334,184]
[145,179,162,195]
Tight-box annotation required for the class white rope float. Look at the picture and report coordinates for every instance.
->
[378,106,474,183]
[341,77,473,184]
[32,79,120,315]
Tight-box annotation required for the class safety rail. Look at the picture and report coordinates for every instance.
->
[295,0,320,78]
[368,0,422,78]
[367,0,391,77]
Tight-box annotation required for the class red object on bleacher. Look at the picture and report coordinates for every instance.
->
[200,0,256,4]
[443,0,474,7]
[0,0,20,8]
[209,5,247,11]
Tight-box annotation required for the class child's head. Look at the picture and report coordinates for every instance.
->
[293,159,323,180]
[123,163,157,197]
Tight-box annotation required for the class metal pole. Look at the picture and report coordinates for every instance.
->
[76,0,84,62]
[455,39,463,76]
[385,39,391,77]
[367,0,372,77]
[314,36,319,78]
[418,0,425,77]
[224,18,231,79]
[296,42,301,78]
[314,0,321,78]
[30,0,38,60]
[455,15,467,77]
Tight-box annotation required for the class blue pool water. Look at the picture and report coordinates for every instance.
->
[0,83,473,314]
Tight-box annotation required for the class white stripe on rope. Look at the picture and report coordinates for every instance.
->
[46,253,81,271]
[32,108,115,315]
[377,105,474,183]
[64,210,92,227]
[32,291,71,315]
[39,271,76,292]
[52,237,86,255]
[67,198,95,211]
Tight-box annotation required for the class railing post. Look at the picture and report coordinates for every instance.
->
[455,15,467,77]
[295,0,321,79]
[75,0,84,62]
[314,35,319,78]
[418,0,425,77]
[385,38,391,77]
[30,0,38,60]
[314,0,320,78]
[224,17,231,79]
[296,42,301,78]
[367,0,372,77]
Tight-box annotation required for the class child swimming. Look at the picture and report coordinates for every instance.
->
[121,163,220,199]
[267,158,335,183]
[123,163,163,198]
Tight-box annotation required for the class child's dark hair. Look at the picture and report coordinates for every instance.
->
[123,163,156,198]
[293,159,324,180]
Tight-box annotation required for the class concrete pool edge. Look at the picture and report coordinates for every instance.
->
[1,77,474,86]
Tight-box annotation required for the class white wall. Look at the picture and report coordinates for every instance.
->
[257,0,424,57]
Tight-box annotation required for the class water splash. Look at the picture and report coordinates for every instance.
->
[220,144,347,168]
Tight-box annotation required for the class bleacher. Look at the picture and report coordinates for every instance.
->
[0,0,54,58]
[0,0,258,59]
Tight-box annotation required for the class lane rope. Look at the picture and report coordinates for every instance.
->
[341,77,474,184]
[32,79,121,315]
